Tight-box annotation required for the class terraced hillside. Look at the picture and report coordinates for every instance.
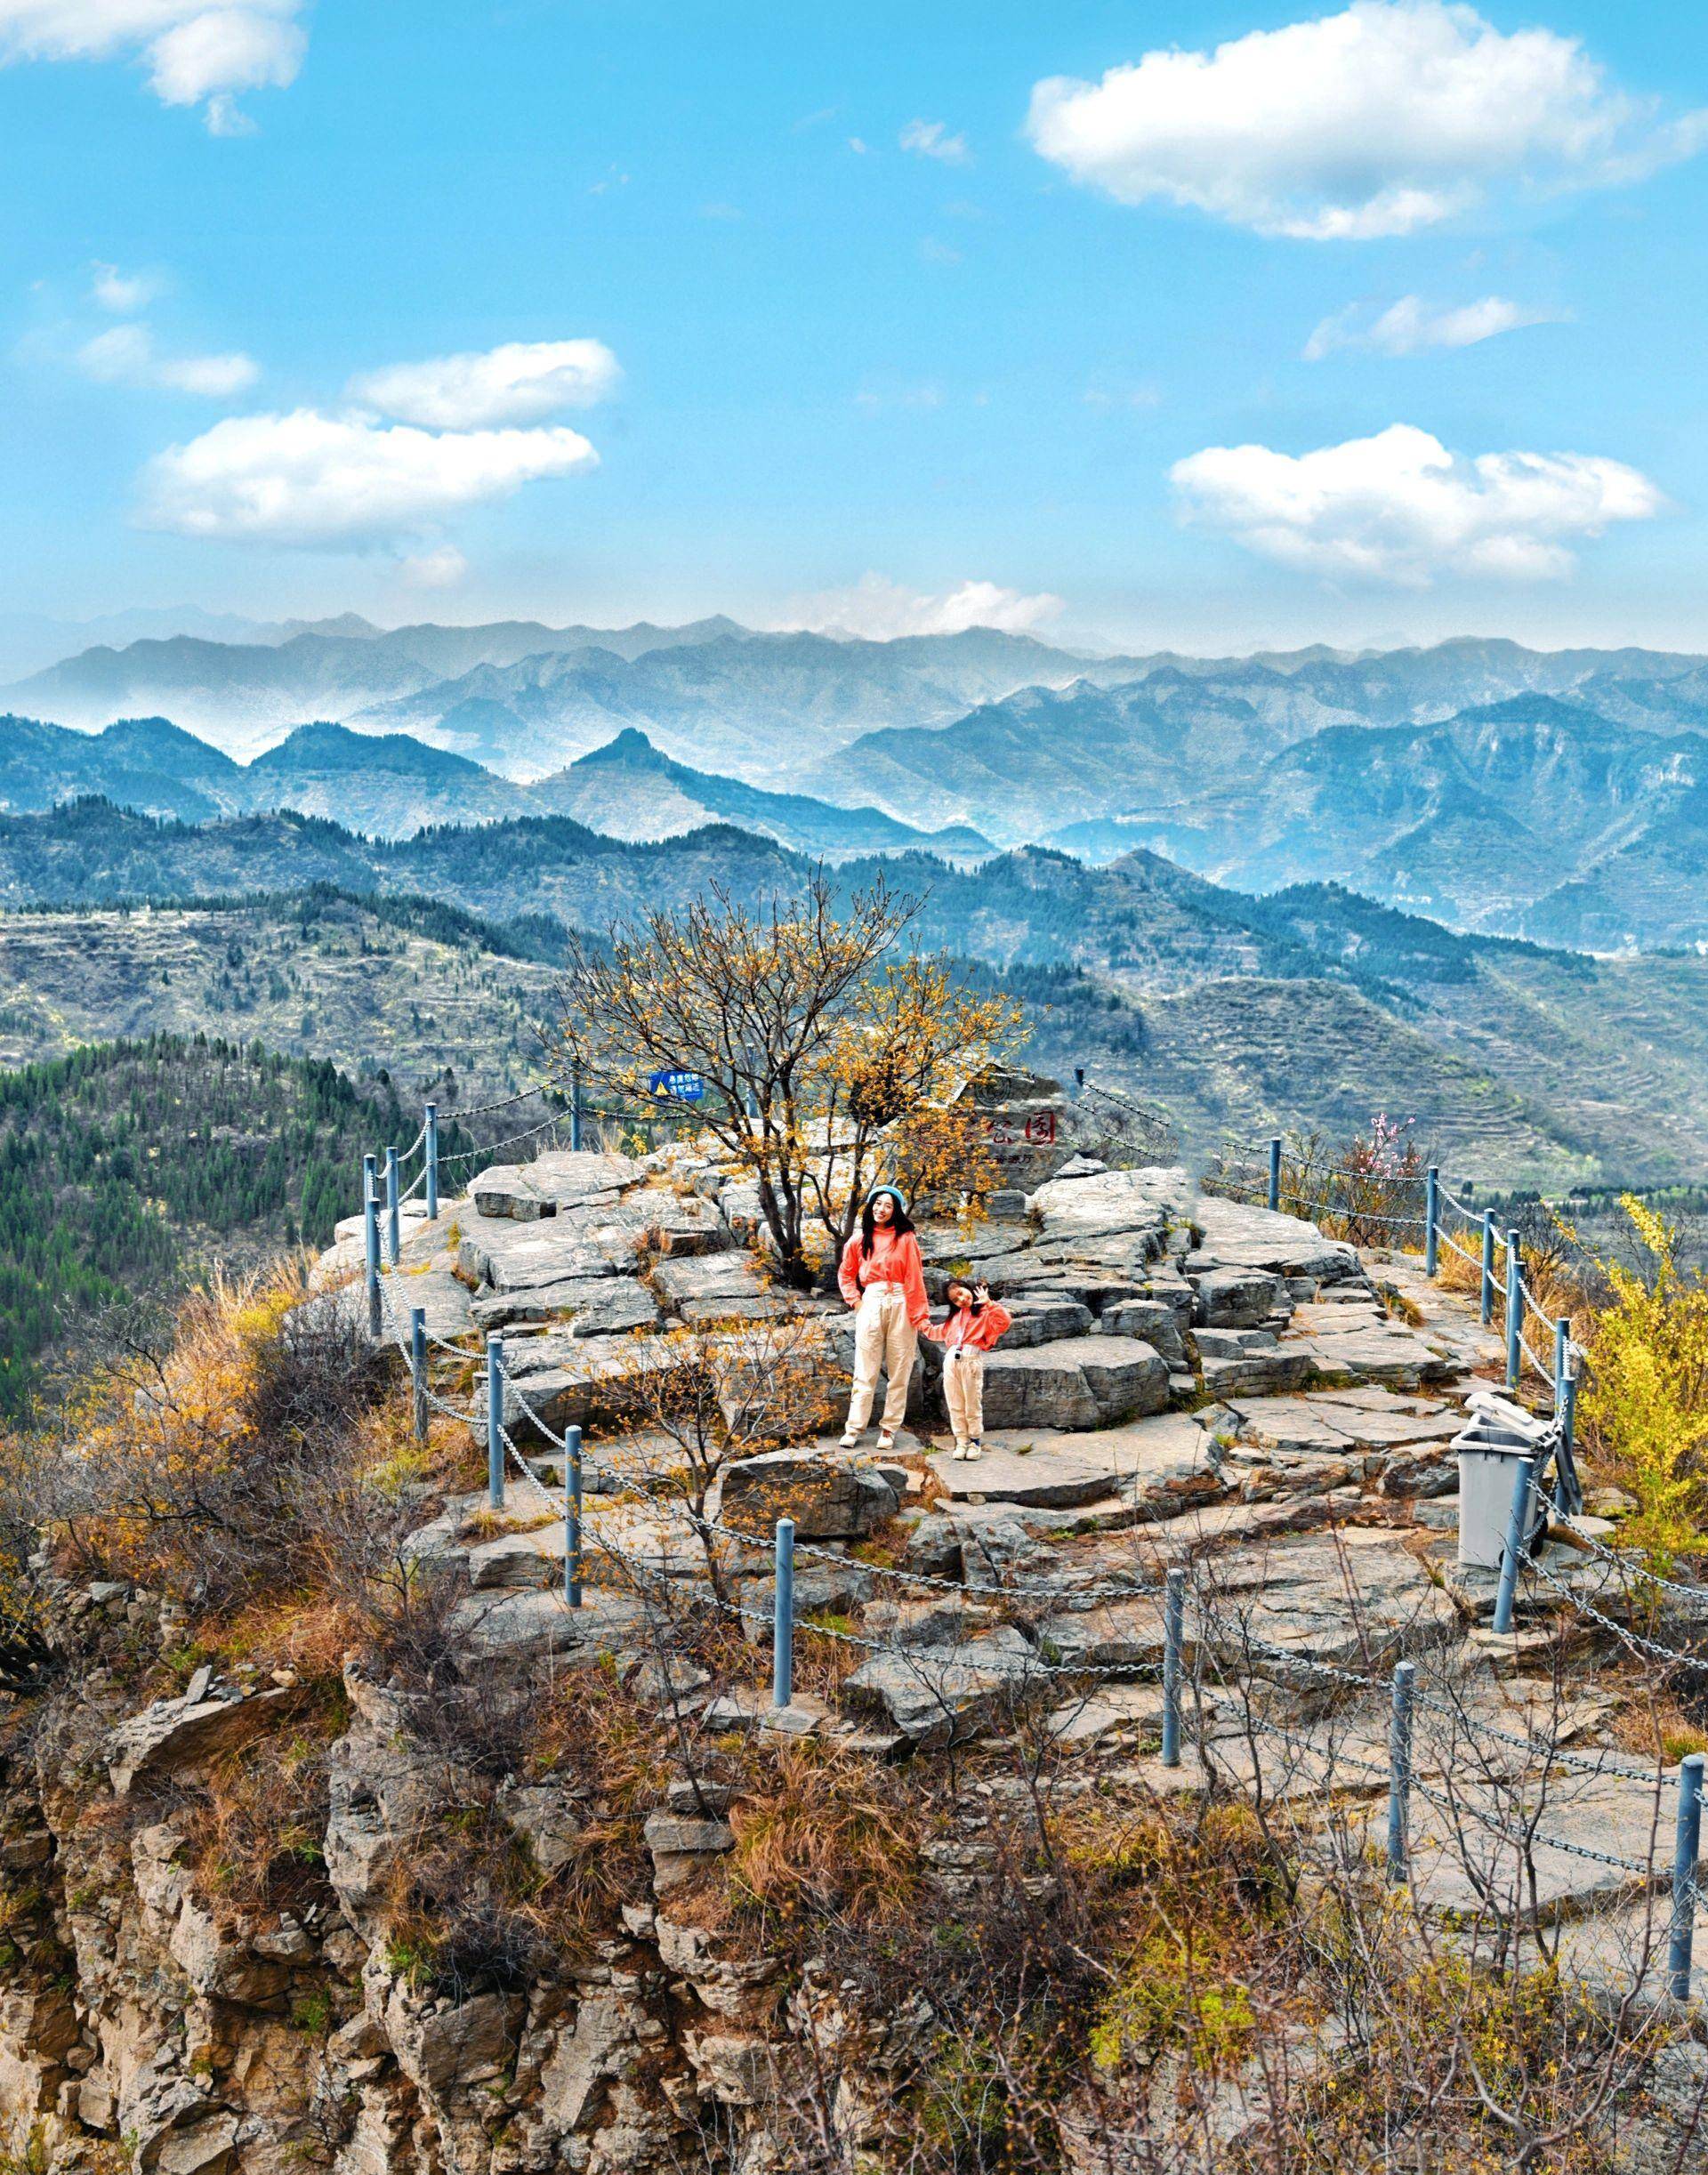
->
[6,857,1708,1184]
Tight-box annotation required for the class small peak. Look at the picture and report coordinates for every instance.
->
[582,728,667,768]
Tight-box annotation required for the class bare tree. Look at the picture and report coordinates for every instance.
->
[546,871,1021,1285]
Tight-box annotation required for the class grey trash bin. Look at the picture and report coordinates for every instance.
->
[1454,1395,1551,1570]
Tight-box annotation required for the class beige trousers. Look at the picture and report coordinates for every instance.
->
[942,1346,986,1444]
[847,1285,917,1434]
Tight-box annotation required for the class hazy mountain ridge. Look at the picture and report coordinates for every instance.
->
[0,715,988,859]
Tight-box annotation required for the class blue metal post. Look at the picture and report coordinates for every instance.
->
[1424,1166,1439,1278]
[1492,1451,1537,1635]
[1267,1138,1282,1214]
[772,1518,795,1707]
[570,1062,583,1153]
[1386,1660,1416,1884]
[362,1154,381,1339]
[1552,1317,1569,1406]
[385,1145,401,1266]
[424,1102,439,1222]
[410,1307,428,1444]
[1161,1566,1186,1767]
[1480,1212,1496,1325]
[564,1424,583,1608]
[486,1336,504,1511]
[1505,1228,1523,1391]
[1668,1754,1704,2002]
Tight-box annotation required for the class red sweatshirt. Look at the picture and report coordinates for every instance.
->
[925,1299,1012,1354]
[838,1228,931,1329]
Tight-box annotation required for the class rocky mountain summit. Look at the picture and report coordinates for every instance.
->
[4,1133,1704,2173]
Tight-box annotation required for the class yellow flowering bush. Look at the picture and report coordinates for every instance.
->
[1578,1196,1708,1568]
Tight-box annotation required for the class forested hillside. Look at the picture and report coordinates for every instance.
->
[0,1033,459,1422]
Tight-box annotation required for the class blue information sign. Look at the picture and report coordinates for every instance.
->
[649,1067,705,1102]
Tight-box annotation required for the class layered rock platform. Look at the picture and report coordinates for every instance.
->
[6,1135,1698,2175]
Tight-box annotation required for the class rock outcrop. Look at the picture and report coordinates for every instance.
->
[7,1132,1693,2175]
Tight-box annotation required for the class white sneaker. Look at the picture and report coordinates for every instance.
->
[839,1430,860,1449]
[950,1441,970,1462]
[875,1431,896,1454]
[965,1442,983,1462]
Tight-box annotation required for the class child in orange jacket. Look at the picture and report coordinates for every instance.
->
[923,1279,1011,1462]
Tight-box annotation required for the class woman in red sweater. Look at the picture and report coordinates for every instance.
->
[923,1279,1011,1461]
[837,1184,931,1453]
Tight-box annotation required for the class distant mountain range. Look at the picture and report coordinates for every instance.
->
[9,617,1708,945]
[0,716,990,862]
[2,615,1100,774]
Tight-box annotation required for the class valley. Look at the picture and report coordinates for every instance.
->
[5,811,1708,1187]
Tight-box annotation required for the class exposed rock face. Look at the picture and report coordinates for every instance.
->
[714,1451,900,1540]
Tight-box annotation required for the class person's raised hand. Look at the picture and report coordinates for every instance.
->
[974,1284,991,1305]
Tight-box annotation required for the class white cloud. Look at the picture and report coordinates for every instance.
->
[781,575,1063,640]
[400,544,469,589]
[900,117,969,164]
[1304,293,1559,358]
[1170,423,1664,585]
[139,407,600,546]
[0,1,308,128]
[90,260,159,311]
[349,339,622,429]
[1027,1,1708,239]
[76,319,258,396]
[77,322,154,382]
[154,349,259,394]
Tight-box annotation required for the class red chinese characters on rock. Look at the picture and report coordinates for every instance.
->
[985,1109,1058,1153]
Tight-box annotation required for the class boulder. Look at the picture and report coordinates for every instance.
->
[562,1281,659,1338]
[464,1527,562,1591]
[1075,1335,1172,1423]
[385,1986,522,2094]
[471,1274,637,1332]
[643,1810,736,1893]
[1200,1349,1317,1399]
[979,1346,1100,1432]
[644,1193,734,1256]
[995,1297,1096,1348]
[1291,1324,1461,1392]
[904,1513,963,1581]
[1102,1297,1188,1365]
[843,1624,1046,1749]
[715,1451,899,1540]
[739,1556,874,1625]
[649,1252,773,1310]
[105,1688,292,1796]
[457,1214,637,1293]
[1196,1328,1277,1359]
[1191,1267,1287,1329]
[1188,1197,1360,1285]
[1037,1592,1170,1672]
[1028,1165,1185,1246]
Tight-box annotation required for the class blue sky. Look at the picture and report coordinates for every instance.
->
[4,1,1708,651]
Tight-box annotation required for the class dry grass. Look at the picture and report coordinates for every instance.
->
[729,1741,928,1935]
[181,1693,345,1927]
